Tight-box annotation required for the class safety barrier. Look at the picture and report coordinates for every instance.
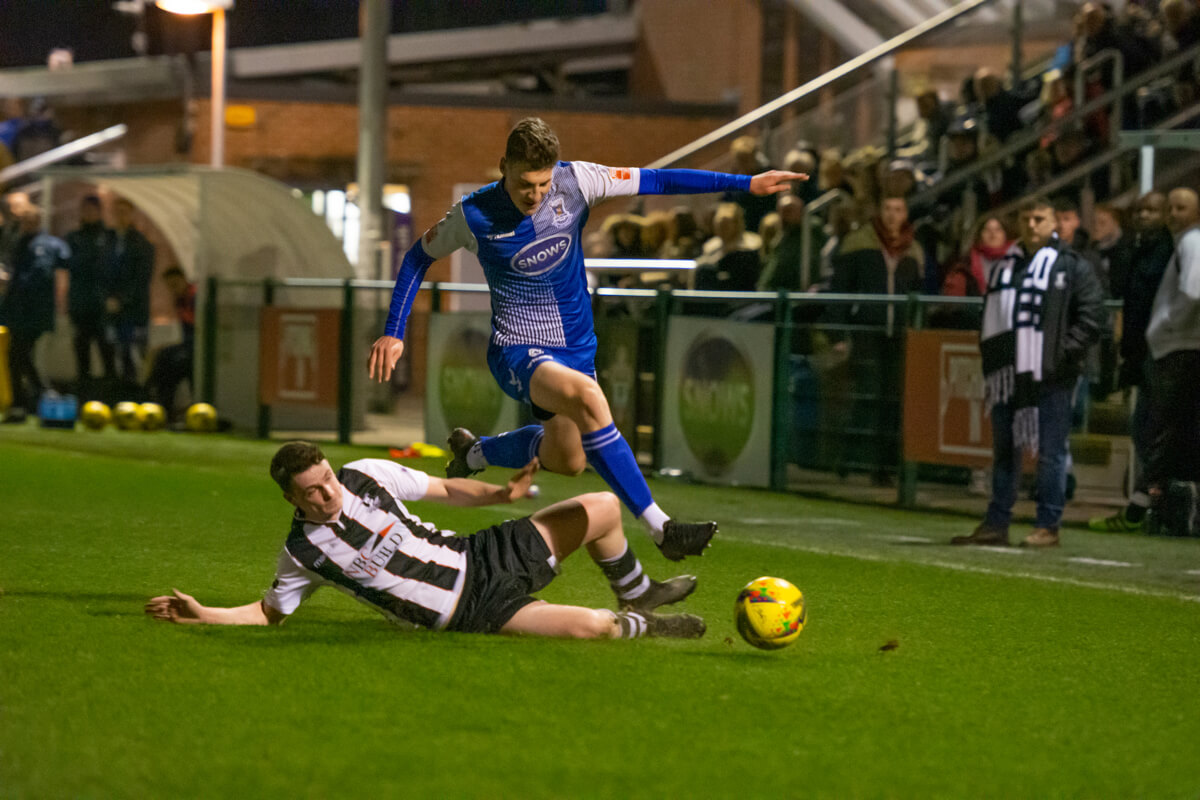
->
[207,276,1123,505]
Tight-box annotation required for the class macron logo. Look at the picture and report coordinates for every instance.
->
[511,234,572,276]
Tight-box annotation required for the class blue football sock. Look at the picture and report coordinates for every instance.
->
[478,425,544,469]
[582,423,653,518]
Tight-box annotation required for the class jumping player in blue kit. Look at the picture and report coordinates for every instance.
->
[368,117,806,562]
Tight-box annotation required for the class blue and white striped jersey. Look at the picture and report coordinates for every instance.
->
[382,162,751,348]
[422,161,640,349]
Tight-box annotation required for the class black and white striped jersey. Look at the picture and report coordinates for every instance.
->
[263,459,469,630]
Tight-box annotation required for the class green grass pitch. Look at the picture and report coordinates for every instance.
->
[3,426,1200,798]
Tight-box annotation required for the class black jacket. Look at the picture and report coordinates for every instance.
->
[1118,225,1174,386]
[110,227,155,326]
[829,224,924,332]
[1015,239,1107,387]
[64,222,115,320]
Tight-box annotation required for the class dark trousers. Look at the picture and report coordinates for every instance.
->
[71,313,115,382]
[114,322,147,385]
[147,342,193,417]
[986,382,1074,530]
[1146,350,1200,487]
[1128,359,1156,502]
[8,329,45,411]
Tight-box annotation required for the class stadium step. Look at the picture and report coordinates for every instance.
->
[1070,433,1132,501]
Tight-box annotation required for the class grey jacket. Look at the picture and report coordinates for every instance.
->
[1147,224,1200,360]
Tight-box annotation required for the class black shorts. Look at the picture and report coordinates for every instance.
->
[446,517,559,634]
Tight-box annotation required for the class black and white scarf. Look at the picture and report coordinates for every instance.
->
[979,241,1059,454]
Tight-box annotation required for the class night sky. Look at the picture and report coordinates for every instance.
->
[0,0,607,69]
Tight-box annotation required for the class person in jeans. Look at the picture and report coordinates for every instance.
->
[952,196,1105,549]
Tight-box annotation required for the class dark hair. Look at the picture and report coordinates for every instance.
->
[972,213,1010,244]
[1019,195,1055,214]
[1051,196,1080,214]
[504,117,560,170]
[270,441,326,492]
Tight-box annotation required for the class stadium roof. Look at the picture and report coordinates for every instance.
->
[0,12,637,104]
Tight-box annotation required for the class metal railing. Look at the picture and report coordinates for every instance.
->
[1073,47,1124,142]
[203,276,1124,505]
[987,102,1200,222]
[800,188,852,294]
[645,0,1000,169]
[909,40,1200,212]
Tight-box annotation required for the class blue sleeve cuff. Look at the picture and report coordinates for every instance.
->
[639,168,752,195]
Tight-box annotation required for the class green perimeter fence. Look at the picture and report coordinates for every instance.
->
[200,275,1123,506]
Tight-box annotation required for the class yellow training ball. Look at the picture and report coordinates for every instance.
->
[185,402,218,432]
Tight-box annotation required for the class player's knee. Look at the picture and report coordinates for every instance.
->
[558,382,609,427]
[581,491,622,529]
[559,451,588,476]
[577,382,610,419]
[569,609,619,639]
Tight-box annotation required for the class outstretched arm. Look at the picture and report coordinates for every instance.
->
[369,204,478,382]
[571,161,807,205]
[748,169,809,195]
[422,459,540,506]
[145,589,285,626]
[636,168,807,196]
[368,240,436,382]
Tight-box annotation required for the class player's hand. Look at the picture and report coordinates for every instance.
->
[368,335,405,382]
[505,458,540,501]
[145,589,204,624]
[748,170,809,195]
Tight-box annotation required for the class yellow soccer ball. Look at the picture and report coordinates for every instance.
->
[185,402,218,432]
[734,576,807,651]
[80,401,112,431]
[139,402,167,431]
[113,401,143,431]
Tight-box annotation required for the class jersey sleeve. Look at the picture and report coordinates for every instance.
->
[422,203,477,259]
[383,204,477,339]
[570,160,643,204]
[345,458,431,502]
[262,549,324,616]
[570,161,752,205]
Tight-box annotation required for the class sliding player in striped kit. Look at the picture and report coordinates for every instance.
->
[367,117,806,562]
[146,441,702,639]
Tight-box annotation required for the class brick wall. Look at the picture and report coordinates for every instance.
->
[632,0,764,113]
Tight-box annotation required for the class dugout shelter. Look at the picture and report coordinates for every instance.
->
[40,165,359,432]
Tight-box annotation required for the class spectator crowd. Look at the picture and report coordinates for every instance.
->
[577,1,1200,533]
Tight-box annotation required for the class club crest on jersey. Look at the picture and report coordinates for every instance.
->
[511,233,573,276]
[549,196,573,228]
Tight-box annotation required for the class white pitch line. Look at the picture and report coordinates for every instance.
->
[803,518,864,527]
[978,546,1027,555]
[1069,557,1139,568]
[870,534,933,543]
[739,536,1200,604]
[1187,570,1200,576]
